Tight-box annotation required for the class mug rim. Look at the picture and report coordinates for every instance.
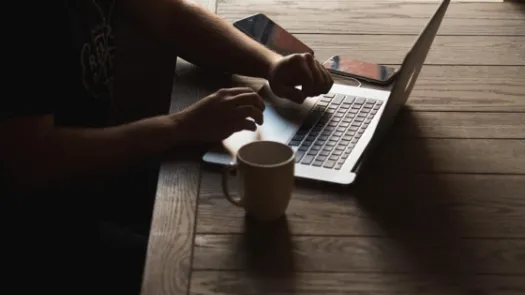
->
[237,140,295,168]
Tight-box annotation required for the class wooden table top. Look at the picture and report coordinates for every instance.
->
[140,1,525,294]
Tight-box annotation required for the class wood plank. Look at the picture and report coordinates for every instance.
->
[193,235,525,274]
[297,35,525,66]
[391,111,525,139]
[368,139,525,174]
[190,0,217,11]
[402,66,525,112]
[237,65,525,112]
[191,271,525,295]
[141,61,212,295]
[197,174,525,238]
[217,1,525,36]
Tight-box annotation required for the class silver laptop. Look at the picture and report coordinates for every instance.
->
[203,0,450,185]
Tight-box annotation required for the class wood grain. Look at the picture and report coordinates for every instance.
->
[391,111,525,139]
[197,173,525,237]
[141,62,213,295]
[297,35,525,66]
[401,66,525,112]
[190,0,217,11]
[193,234,525,274]
[191,271,525,295]
[217,1,525,36]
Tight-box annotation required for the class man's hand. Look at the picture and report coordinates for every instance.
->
[173,87,265,144]
[268,53,334,103]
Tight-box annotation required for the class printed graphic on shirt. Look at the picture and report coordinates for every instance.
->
[80,0,116,101]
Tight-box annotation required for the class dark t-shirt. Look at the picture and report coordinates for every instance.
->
[4,1,155,289]
[2,0,117,125]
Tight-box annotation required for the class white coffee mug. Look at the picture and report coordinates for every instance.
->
[222,140,295,221]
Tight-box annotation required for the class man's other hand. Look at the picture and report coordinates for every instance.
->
[268,53,334,103]
[173,87,265,144]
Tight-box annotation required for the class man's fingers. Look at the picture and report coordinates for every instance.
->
[306,54,323,94]
[231,118,257,133]
[218,87,254,97]
[235,105,264,125]
[291,54,314,96]
[315,60,334,93]
[228,92,265,111]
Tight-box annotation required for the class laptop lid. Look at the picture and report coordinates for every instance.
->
[352,0,450,174]
[367,0,450,149]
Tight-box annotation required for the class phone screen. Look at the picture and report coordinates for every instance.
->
[233,14,314,56]
[323,56,397,83]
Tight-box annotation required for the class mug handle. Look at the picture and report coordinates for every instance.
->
[222,164,244,208]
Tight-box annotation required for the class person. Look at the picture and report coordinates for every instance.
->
[1,0,333,294]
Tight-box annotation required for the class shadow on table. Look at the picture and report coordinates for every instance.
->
[351,109,480,293]
[507,1,524,14]
[235,215,298,294]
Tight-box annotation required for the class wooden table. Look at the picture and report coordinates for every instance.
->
[140,1,525,294]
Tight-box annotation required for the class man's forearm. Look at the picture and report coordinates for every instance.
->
[126,0,282,79]
[3,115,178,193]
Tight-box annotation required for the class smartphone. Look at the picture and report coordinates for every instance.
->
[233,13,314,56]
[322,55,398,85]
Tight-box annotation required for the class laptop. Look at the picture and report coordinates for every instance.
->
[203,0,450,185]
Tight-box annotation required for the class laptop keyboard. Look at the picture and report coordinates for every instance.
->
[288,93,382,170]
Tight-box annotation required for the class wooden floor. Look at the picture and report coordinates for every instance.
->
[140,1,525,294]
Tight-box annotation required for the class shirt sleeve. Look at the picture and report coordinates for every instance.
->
[1,1,70,120]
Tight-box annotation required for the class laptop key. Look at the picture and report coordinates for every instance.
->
[355,97,366,104]
[339,122,350,128]
[332,150,342,156]
[331,136,341,141]
[323,160,336,168]
[343,96,355,104]
[328,122,338,127]
[335,162,344,170]
[334,131,344,137]
[313,160,324,167]
[333,94,345,104]
[301,155,314,165]
[298,146,309,152]
[320,150,330,156]
[329,154,339,161]
[340,140,350,145]
[316,155,327,162]
[295,151,305,162]
[342,135,353,141]
[307,150,318,156]
[289,140,301,146]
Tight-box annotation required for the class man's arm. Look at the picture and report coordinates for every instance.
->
[123,0,283,79]
[0,114,179,194]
